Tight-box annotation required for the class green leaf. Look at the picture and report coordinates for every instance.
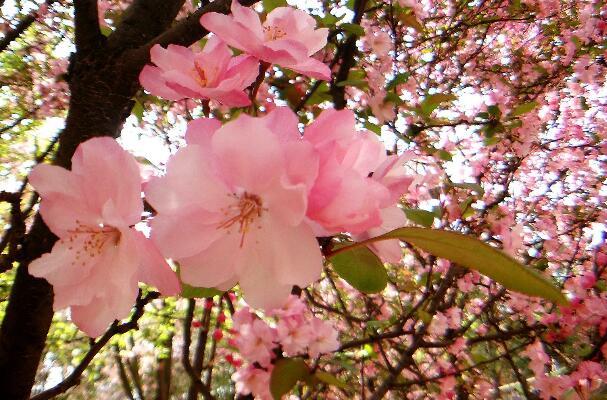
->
[335,79,368,89]
[437,149,452,161]
[364,121,382,135]
[420,93,457,117]
[451,182,485,196]
[340,23,365,36]
[375,227,568,305]
[263,0,287,12]
[510,101,538,117]
[329,246,388,293]
[131,99,144,122]
[386,72,410,91]
[270,358,309,400]
[403,208,435,228]
[314,371,348,389]
[397,10,424,31]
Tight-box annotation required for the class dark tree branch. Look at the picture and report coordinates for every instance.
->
[330,0,367,109]
[73,0,103,52]
[30,291,160,400]
[106,0,187,51]
[113,345,136,400]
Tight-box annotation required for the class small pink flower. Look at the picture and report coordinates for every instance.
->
[28,138,179,337]
[139,36,258,106]
[276,317,314,355]
[308,318,339,357]
[235,319,277,366]
[213,328,224,341]
[200,2,330,80]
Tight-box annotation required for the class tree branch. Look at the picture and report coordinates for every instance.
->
[73,0,103,52]
[30,291,160,400]
[106,0,187,51]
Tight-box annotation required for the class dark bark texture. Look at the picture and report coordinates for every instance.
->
[0,1,258,398]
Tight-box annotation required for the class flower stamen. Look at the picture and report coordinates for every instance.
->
[218,193,264,247]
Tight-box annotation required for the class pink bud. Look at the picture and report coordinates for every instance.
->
[192,320,202,328]
[204,299,214,310]
[217,312,226,324]
[213,328,223,341]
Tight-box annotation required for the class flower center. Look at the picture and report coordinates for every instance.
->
[194,61,207,87]
[62,220,120,266]
[263,25,287,41]
[218,192,265,247]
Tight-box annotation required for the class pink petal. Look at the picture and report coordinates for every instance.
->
[145,146,228,214]
[200,14,262,55]
[150,44,194,71]
[224,55,259,88]
[230,0,264,39]
[199,87,252,107]
[289,57,331,80]
[260,39,306,65]
[71,137,143,226]
[71,297,119,337]
[238,254,293,311]
[196,36,232,85]
[263,181,307,227]
[264,216,323,286]
[131,230,180,295]
[304,108,357,148]
[185,118,222,146]
[178,233,241,288]
[211,115,285,193]
[151,208,224,259]
[139,65,184,101]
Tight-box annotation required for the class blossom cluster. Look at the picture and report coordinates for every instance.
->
[229,296,339,399]
[146,106,411,310]
[140,1,330,107]
[28,9,411,334]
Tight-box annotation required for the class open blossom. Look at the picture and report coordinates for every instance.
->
[303,109,412,235]
[139,36,258,106]
[28,138,179,337]
[200,2,330,80]
[146,108,323,310]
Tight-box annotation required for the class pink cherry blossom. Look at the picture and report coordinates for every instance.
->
[308,318,340,357]
[276,316,314,355]
[139,36,259,106]
[199,2,330,80]
[28,137,179,337]
[303,109,412,235]
[233,364,273,399]
[146,108,323,310]
[235,319,277,366]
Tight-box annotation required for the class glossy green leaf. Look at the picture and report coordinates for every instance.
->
[451,182,485,196]
[329,246,388,293]
[510,101,538,117]
[340,23,365,36]
[263,0,287,12]
[386,72,410,90]
[375,227,567,305]
[403,208,435,228]
[270,358,309,400]
[420,93,457,116]
[314,371,348,389]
